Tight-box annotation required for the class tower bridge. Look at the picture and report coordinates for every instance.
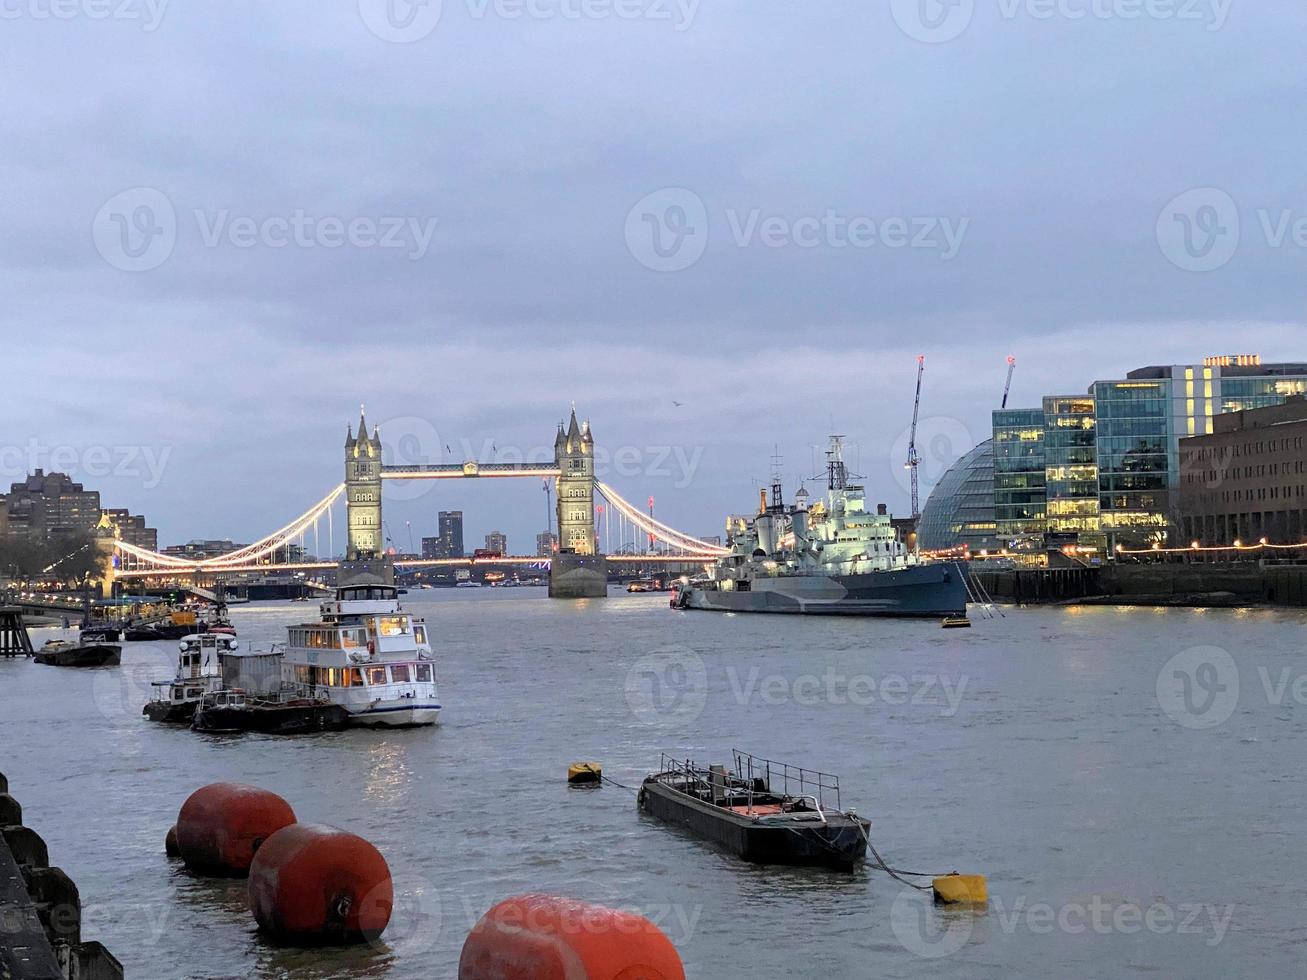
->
[111,406,726,598]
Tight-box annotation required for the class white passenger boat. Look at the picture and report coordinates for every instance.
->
[280,582,441,726]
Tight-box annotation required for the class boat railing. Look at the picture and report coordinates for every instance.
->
[656,754,721,800]
[732,749,842,811]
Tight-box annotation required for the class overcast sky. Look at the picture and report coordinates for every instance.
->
[3,1,1304,551]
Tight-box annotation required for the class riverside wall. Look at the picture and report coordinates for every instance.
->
[0,771,122,980]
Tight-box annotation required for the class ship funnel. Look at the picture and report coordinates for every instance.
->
[791,509,808,549]
[755,514,776,556]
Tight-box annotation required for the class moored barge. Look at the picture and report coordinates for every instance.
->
[34,639,121,667]
[191,689,350,734]
[638,751,870,871]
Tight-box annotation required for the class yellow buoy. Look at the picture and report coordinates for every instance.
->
[932,874,987,904]
[568,762,602,786]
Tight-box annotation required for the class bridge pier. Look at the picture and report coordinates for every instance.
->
[548,554,609,599]
[0,607,33,658]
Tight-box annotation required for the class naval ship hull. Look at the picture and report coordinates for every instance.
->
[676,562,967,617]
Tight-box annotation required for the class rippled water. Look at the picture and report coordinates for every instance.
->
[2,591,1304,978]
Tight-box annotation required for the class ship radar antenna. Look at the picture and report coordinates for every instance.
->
[769,445,785,512]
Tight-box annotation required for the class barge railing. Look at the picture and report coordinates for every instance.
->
[732,749,842,811]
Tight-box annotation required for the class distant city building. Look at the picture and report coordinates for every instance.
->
[992,356,1307,553]
[918,440,998,553]
[100,508,158,551]
[0,470,101,538]
[420,536,441,559]
[437,510,464,558]
[484,531,507,555]
[536,531,557,556]
[1179,397,1307,546]
[162,539,245,560]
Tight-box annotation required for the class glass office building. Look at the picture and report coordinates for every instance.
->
[918,439,998,552]
[990,357,1307,552]
[993,409,1046,549]
[1043,396,1101,544]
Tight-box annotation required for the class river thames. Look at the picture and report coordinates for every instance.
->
[2,591,1304,978]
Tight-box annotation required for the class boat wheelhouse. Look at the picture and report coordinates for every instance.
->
[144,632,236,723]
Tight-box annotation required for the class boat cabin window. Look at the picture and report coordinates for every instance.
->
[391,664,410,682]
[413,625,427,645]
[289,627,342,649]
[366,666,387,686]
[339,586,397,601]
[186,688,201,698]
[173,689,185,700]
[414,663,432,683]
[341,628,367,648]
[293,665,365,687]
[377,616,409,637]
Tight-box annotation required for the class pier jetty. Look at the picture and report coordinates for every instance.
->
[0,772,122,980]
[970,561,1307,607]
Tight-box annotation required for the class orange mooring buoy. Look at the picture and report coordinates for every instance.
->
[175,783,296,877]
[247,823,393,946]
[458,894,686,980]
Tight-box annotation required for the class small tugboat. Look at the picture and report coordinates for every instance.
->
[191,688,350,734]
[144,633,239,723]
[638,750,870,871]
[34,638,121,667]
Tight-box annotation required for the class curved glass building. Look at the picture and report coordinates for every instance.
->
[918,439,998,552]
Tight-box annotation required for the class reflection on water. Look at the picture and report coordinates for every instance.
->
[1,593,1304,977]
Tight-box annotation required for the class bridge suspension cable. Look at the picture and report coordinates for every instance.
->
[594,481,727,556]
[112,484,345,571]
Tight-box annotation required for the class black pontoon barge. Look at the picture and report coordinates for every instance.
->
[638,750,870,871]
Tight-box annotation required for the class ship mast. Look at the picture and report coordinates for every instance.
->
[826,435,848,491]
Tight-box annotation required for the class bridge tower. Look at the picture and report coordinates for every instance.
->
[345,407,383,559]
[554,407,596,555]
[549,406,607,598]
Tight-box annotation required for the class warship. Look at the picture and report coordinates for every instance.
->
[670,436,968,617]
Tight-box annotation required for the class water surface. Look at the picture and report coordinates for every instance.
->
[2,591,1302,977]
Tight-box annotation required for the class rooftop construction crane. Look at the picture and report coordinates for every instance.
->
[906,354,925,520]
[1001,355,1016,409]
